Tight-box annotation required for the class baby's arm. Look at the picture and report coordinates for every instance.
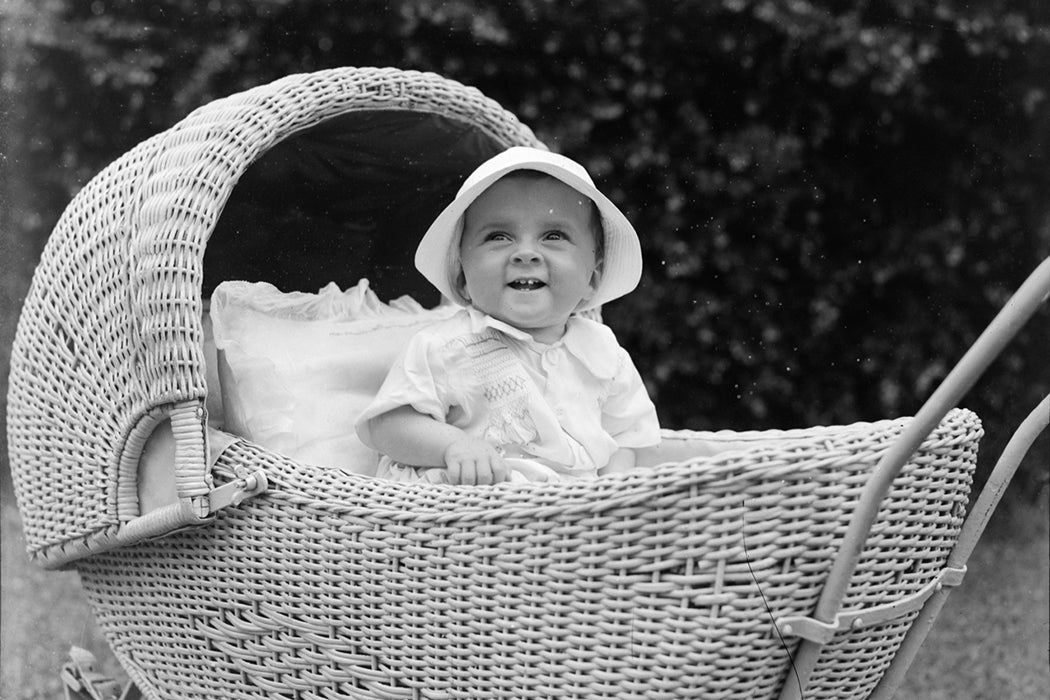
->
[598,339,661,477]
[366,405,509,485]
[599,447,638,477]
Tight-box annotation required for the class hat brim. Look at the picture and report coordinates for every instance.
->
[415,148,642,311]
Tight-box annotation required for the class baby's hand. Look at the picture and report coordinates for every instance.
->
[443,438,508,485]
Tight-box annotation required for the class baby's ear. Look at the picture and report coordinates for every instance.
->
[589,262,604,292]
[455,269,471,303]
[574,269,600,311]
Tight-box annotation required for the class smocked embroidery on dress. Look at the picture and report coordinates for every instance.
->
[449,330,539,448]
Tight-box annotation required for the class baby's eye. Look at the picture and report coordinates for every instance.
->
[543,230,568,242]
[485,231,511,242]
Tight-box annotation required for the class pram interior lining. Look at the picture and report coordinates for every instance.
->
[205,109,509,304]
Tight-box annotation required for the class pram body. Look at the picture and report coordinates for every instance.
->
[7,67,1047,699]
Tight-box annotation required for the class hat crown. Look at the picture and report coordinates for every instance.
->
[457,147,595,196]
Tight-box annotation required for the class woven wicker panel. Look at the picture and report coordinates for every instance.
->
[7,136,157,558]
[801,614,919,699]
[7,67,541,568]
[78,408,980,699]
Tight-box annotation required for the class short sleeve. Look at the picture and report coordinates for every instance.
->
[601,348,661,450]
[355,329,451,448]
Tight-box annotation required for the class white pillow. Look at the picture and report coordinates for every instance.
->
[210,280,457,476]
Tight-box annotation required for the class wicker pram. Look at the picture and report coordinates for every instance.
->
[7,67,1048,700]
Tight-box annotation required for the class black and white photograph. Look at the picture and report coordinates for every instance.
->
[2,2,1047,698]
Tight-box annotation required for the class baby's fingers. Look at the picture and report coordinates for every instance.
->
[446,455,506,486]
[465,457,496,486]
[488,455,509,484]
[469,450,509,485]
[477,454,508,486]
[446,458,468,485]
[447,457,481,486]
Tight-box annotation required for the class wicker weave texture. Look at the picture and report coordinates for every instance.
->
[79,409,980,700]
[6,67,542,568]
[9,65,986,697]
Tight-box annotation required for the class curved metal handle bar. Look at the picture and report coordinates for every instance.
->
[950,393,1050,567]
[779,256,1050,700]
[867,393,1049,700]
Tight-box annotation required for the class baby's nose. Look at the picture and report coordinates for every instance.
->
[511,245,542,264]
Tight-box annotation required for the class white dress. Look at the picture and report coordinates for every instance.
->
[355,307,660,482]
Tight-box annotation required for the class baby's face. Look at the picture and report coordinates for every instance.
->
[459,174,599,343]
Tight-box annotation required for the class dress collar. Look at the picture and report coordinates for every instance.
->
[461,307,620,379]
[463,307,533,342]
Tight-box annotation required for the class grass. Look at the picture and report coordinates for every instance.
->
[894,492,1050,700]
[1,479,1046,699]
[1,491,122,698]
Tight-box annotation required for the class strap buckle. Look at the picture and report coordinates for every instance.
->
[775,565,967,643]
[206,469,268,513]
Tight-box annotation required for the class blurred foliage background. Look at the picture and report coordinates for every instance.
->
[2,0,1048,498]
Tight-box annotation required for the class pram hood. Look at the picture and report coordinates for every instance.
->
[7,67,542,568]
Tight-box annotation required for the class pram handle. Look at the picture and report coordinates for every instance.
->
[779,255,1050,700]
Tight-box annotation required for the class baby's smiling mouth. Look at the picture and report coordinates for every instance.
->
[508,278,547,291]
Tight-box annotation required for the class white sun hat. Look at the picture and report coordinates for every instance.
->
[414,146,643,311]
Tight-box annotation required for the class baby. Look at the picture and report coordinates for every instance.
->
[356,147,660,485]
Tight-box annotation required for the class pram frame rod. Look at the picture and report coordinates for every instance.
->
[778,255,1050,700]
